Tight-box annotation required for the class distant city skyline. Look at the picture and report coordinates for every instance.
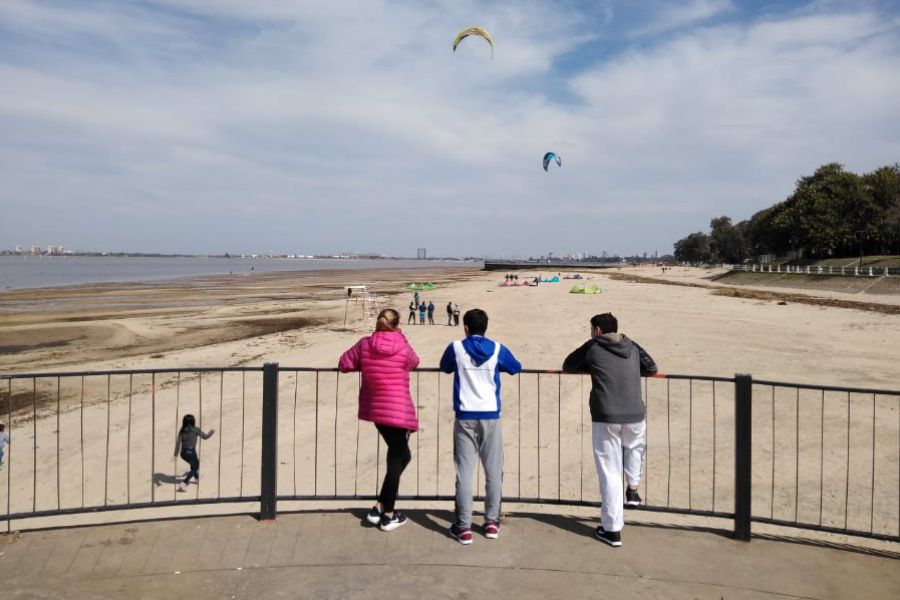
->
[2,1,898,256]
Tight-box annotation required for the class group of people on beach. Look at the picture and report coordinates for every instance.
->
[166,305,656,547]
[407,291,460,326]
[335,305,657,547]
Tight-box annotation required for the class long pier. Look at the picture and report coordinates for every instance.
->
[483,259,619,271]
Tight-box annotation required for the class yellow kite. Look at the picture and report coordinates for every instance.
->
[453,26,494,58]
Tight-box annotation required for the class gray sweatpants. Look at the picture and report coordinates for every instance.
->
[454,419,503,527]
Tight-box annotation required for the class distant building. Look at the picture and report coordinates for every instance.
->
[30,245,40,255]
[15,245,22,254]
[416,248,427,259]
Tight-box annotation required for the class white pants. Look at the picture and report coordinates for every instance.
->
[592,421,646,532]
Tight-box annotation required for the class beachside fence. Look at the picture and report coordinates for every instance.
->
[729,264,900,277]
[1,365,898,543]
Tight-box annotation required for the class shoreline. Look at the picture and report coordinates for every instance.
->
[0,256,479,293]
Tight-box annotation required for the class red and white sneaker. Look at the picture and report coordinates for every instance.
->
[484,521,500,539]
[449,523,473,545]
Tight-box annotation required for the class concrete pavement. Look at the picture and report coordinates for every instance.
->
[0,509,897,599]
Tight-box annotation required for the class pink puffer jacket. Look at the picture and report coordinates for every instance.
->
[338,330,419,431]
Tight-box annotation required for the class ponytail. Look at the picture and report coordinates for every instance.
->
[375,308,400,332]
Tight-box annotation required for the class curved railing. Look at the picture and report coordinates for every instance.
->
[1,365,897,543]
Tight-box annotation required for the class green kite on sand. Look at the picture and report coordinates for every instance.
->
[569,284,601,294]
[407,282,437,291]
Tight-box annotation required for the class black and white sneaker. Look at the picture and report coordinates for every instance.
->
[625,487,642,507]
[379,512,408,532]
[595,526,622,547]
[366,506,382,525]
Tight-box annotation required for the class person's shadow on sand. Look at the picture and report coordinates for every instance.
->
[152,472,182,487]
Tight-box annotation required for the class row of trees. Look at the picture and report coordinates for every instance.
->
[674,163,900,263]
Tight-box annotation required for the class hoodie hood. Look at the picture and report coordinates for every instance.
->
[593,332,633,359]
[461,335,496,367]
[369,330,406,356]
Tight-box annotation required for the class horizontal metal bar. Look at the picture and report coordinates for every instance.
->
[0,367,262,380]
[0,496,262,523]
[752,516,900,544]
[5,365,896,395]
[752,380,900,397]
[275,494,734,520]
[278,367,736,383]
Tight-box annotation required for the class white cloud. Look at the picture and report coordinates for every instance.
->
[628,0,734,37]
[0,1,898,256]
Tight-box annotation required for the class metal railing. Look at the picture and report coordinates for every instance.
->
[729,264,899,277]
[1,366,897,543]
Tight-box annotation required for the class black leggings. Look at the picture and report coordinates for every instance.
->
[375,424,412,513]
[181,447,200,484]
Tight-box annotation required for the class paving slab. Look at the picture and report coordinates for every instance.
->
[0,510,896,599]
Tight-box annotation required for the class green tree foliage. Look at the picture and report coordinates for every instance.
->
[709,216,746,263]
[862,164,900,254]
[674,163,900,260]
[673,232,711,263]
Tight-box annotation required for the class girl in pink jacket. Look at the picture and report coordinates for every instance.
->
[339,308,419,532]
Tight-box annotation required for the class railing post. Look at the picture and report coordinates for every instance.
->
[734,373,752,541]
[260,362,279,520]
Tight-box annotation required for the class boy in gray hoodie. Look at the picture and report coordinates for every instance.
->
[562,312,657,547]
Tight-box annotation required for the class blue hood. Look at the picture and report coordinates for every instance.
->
[461,335,495,366]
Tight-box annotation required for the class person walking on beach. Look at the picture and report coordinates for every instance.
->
[174,414,214,492]
[427,301,435,325]
[453,303,460,326]
[339,308,419,532]
[0,423,7,468]
[440,309,522,544]
[446,301,453,326]
[408,300,417,325]
[418,301,427,324]
[562,313,657,548]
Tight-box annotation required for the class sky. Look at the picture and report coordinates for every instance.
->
[1,0,899,257]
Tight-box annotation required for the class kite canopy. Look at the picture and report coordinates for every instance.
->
[543,152,562,172]
[453,26,494,58]
[541,275,560,283]
[569,284,601,294]
[407,282,437,291]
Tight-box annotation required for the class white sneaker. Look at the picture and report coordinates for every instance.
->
[176,483,187,493]
[379,512,408,532]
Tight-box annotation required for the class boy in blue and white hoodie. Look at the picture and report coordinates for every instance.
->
[440,308,522,544]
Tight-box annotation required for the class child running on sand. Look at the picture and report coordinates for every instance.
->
[440,309,522,544]
[0,423,7,468]
[339,308,419,532]
[174,415,214,492]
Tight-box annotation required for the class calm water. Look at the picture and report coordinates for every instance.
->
[0,256,477,291]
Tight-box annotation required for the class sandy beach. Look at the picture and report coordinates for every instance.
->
[2,265,897,387]
[1,266,898,539]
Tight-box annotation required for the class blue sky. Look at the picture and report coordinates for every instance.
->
[1,0,898,257]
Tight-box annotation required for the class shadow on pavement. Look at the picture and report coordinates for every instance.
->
[286,506,899,559]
